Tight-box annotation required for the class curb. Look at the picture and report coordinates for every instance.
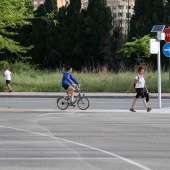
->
[0,92,170,99]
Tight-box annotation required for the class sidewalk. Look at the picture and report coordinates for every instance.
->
[0,92,170,98]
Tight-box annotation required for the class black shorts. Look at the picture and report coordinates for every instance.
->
[6,80,10,84]
[62,84,70,90]
[135,88,145,98]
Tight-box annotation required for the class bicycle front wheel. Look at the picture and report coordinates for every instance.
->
[77,97,89,110]
[57,97,69,110]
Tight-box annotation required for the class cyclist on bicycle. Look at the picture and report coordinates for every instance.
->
[62,66,79,105]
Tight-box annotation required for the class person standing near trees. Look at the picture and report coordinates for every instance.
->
[127,65,152,112]
[3,67,12,92]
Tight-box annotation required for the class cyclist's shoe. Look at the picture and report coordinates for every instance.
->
[147,108,152,112]
[130,108,136,112]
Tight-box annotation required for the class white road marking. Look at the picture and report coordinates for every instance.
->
[0,158,118,160]
[0,125,152,170]
[0,107,169,115]
[36,109,170,117]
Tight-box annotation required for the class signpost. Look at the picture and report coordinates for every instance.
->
[150,25,165,109]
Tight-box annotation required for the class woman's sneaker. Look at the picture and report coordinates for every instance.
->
[147,108,152,112]
[130,108,136,112]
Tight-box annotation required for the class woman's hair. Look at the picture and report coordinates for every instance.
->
[137,65,144,72]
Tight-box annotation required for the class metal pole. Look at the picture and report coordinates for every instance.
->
[157,39,161,108]
[127,0,129,37]
[169,58,170,88]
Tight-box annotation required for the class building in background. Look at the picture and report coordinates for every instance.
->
[32,0,68,10]
[32,0,45,10]
[32,0,135,35]
[82,0,135,35]
[81,0,88,9]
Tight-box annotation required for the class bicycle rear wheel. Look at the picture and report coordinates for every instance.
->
[77,97,89,110]
[57,97,69,110]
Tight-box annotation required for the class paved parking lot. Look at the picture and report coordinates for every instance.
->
[0,97,170,170]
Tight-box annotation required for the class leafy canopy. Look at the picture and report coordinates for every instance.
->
[0,0,34,55]
[119,35,150,58]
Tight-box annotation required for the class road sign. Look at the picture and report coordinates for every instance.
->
[149,39,158,54]
[163,43,170,57]
[164,28,170,42]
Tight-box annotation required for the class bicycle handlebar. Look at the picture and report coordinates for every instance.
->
[76,84,81,91]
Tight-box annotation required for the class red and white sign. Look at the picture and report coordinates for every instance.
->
[164,28,170,42]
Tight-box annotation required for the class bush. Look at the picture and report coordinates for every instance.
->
[0,61,9,70]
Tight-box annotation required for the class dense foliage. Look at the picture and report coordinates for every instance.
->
[0,0,34,60]
[1,0,170,71]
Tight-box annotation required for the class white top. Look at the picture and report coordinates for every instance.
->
[135,74,145,88]
[4,70,12,80]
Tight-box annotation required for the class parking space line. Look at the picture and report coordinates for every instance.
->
[0,158,119,160]
[0,125,152,170]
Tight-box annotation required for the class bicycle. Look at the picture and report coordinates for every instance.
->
[57,85,90,110]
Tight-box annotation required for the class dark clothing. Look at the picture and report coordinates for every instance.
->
[144,92,149,102]
[135,88,145,98]
[6,80,10,84]
[62,84,70,90]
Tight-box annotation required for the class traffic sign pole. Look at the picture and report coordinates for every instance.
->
[157,41,161,108]
[150,25,165,109]
[169,58,170,87]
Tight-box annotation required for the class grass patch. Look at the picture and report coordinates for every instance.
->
[0,62,170,93]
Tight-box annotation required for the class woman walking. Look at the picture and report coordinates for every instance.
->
[127,65,152,112]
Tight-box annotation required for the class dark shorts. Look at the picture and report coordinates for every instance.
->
[62,84,70,90]
[6,80,10,84]
[135,88,145,98]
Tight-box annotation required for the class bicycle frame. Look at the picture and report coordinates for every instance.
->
[65,85,84,103]
[57,84,89,110]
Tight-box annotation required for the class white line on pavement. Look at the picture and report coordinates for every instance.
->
[0,125,153,170]
[0,158,119,160]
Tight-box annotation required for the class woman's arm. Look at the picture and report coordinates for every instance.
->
[127,79,137,93]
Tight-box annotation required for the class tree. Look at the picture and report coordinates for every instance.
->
[164,0,170,26]
[129,0,164,39]
[0,0,34,58]
[83,0,112,68]
[23,0,59,68]
[56,0,84,69]
[118,35,150,65]
[54,0,112,70]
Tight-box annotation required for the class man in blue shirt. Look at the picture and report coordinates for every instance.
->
[62,66,79,105]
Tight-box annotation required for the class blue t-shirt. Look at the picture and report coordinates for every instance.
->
[62,72,79,86]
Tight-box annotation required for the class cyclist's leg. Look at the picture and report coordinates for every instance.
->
[68,86,75,102]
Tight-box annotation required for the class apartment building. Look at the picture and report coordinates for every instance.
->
[32,0,68,10]
[32,0,45,10]
[32,0,135,34]
[111,0,135,34]
[82,0,135,34]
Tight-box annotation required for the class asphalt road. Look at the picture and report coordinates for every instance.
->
[0,97,170,170]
